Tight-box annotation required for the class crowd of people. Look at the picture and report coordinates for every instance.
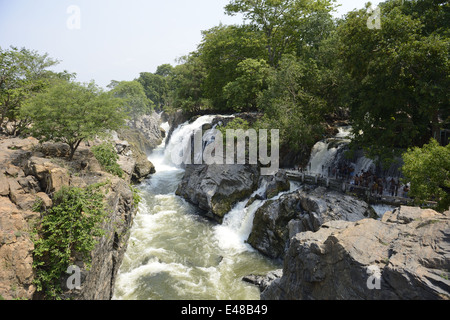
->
[291,163,411,199]
[350,170,409,198]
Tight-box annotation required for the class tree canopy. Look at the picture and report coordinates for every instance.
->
[337,0,450,161]
[225,0,335,66]
[0,46,70,134]
[21,80,127,160]
[111,80,153,120]
[3,0,449,174]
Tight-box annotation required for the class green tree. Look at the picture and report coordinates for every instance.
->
[112,80,152,120]
[136,72,168,111]
[257,54,326,154]
[21,80,126,160]
[337,1,450,161]
[0,46,62,134]
[402,139,450,212]
[223,58,270,112]
[198,24,266,110]
[225,0,335,66]
[170,55,209,114]
[155,64,174,77]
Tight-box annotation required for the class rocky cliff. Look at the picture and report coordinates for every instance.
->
[261,206,450,300]
[0,133,152,300]
[248,186,377,260]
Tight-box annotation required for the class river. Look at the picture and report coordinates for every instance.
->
[113,118,281,300]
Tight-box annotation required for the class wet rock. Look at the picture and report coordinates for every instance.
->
[176,164,260,223]
[248,186,375,260]
[243,270,283,292]
[259,171,290,199]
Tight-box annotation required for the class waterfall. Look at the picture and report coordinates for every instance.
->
[307,126,375,177]
[113,115,280,300]
[164,115,218,167]
[307,127,352,177]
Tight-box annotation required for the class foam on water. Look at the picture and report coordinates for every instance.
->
[113,117,279,300]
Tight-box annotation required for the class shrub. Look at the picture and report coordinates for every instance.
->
[92,142,124,178]
[32,184,107,299]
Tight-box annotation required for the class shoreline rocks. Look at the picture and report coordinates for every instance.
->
[261,206,450,300]
[248,186,377,260]
[0,135,141,300]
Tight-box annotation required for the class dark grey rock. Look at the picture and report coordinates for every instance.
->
[248,186,376,260]
[176,163,260,223]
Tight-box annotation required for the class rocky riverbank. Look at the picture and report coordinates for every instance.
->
[247,185,378,260]
[165,112,450,300]
[0,113,165,300]
[260,205,450,300]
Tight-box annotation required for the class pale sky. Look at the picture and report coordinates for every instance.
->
[0,0,382,88]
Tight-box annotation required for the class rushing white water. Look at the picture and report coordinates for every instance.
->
[307,126,375,177]
[371,204,396,219]
[113,117,280,300]
[307,128,351,176]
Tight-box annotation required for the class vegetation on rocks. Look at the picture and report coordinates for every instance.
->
[32,183,108,299]
[92,142,124,178]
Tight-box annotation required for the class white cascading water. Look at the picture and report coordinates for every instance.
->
[307,126,376,177]
[306,126,395,217]
[113,116,281,300]
[164,115,218,167]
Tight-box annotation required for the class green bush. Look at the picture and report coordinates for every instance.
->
[92,142,124,178]
[402,139,450,212]
[130,185,142,207]
[32,184,107,299]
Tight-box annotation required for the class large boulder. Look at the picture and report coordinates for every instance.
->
[176,164,260,223]
[24,157,70,194]
[116,128,156,182]
[248,186,376,260]
[131,153,156,183]
[260,171,291,200]
[127,112,165,152]
[261,206,450,300]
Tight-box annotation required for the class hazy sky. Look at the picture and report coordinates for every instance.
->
[0,0,382,88]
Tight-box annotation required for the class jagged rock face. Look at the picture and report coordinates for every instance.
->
[261,206,450,300]
[261,172,291,200]
[176,164,260,223]
[59,177,136,300]
[116,128,156,183]
[0,136,138,300]
[248,186,376,260]
[243,270,283,293]
[0,196,39,300]
[127,112,164,152]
